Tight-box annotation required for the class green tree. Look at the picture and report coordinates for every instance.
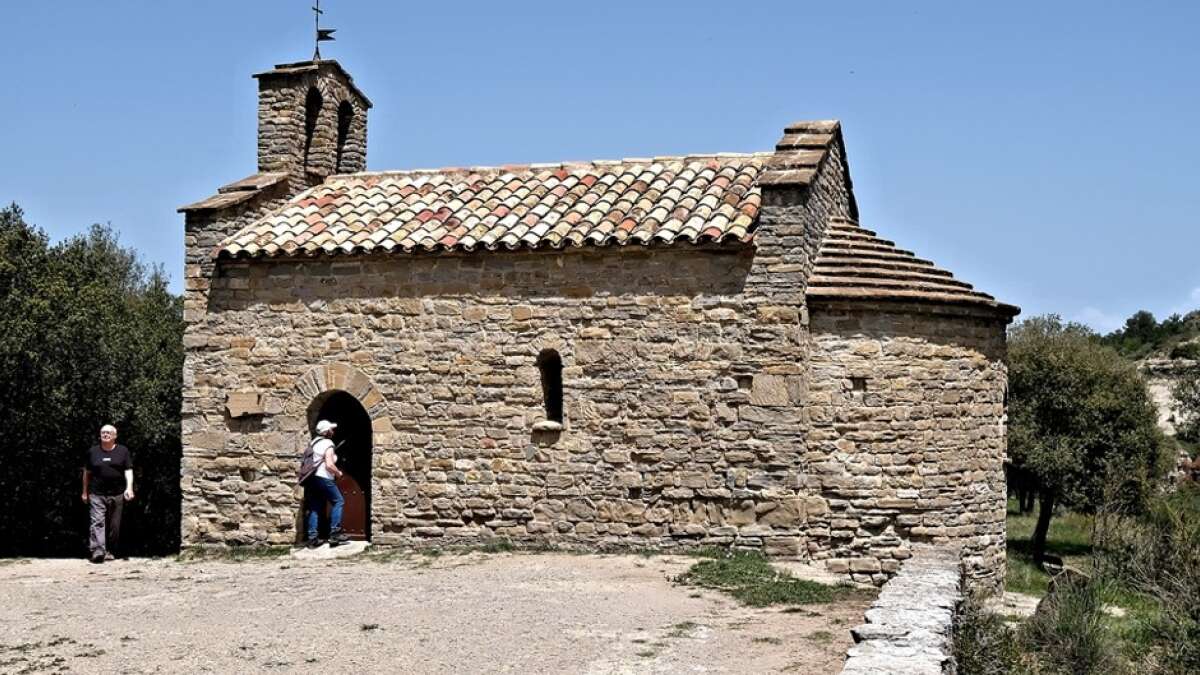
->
[1008,315,1168,564]
[1102,308,1200,359]
[0,203,183,556]
[1122,310,1159,344]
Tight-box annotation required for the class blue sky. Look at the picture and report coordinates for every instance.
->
[2,1,1197,333]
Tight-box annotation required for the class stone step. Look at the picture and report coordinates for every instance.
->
[290,540,371,560]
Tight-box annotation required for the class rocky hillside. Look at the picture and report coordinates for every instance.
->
[1141,358,1196,435]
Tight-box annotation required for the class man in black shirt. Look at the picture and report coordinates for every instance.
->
[81,424,134,563]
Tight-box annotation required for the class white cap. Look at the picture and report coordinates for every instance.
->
[316,420,338,434]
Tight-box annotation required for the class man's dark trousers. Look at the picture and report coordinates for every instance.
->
[89,493,124,558]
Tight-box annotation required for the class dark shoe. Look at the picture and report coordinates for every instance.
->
[330,531,350,544]
[104,552,115,561]
[305,538,324,549]
[89,553,104,564]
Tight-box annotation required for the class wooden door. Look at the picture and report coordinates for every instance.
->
[326,473,367,540]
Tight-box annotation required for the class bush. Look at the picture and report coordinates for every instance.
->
[1020,576,1119,674]
[1172,367,1200,443]
[1169,341,1200,360]
[954,597,1022,675]
[1095,486,1200,674]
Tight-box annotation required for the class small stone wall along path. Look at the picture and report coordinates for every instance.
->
[842,546,963,675]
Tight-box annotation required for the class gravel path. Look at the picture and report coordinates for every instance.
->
[1,552,867,674]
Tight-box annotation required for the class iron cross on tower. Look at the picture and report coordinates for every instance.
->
[312,0,336,61]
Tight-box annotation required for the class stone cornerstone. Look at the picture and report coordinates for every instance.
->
[178,58,1018,589]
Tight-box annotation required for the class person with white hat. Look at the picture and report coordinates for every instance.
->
[304,419,348,548]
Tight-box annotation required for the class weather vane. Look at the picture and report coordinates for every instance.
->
[312,0,336,61]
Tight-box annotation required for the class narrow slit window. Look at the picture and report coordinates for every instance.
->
[537,349,564,423]
[335,100,353,173]
[303,86,323,171]
[850,377,868,392]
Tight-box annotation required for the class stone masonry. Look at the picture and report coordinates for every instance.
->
[841,545,964,674]
[808,302,1008,588]
[178,58,1017,589]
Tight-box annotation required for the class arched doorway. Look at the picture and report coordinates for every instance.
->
[306,390,372,541]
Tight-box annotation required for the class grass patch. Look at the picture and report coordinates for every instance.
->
[752,636,783,645]
[686,546,729,559]
[674,551,864,607]
[1004,499,1167,619]
[1102,587,1164,665]
[805,630,833,644]
[361,548,412,564]
[1005,553,1052,597]
[176,545,291,562]
[1005,499,1095,596]
[666,621,699,638]
[360,623,380,632]
[475,538,516,554]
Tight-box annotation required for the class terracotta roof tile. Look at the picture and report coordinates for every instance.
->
[808,218,1019,316]
[218,155,772,258]
[178,172,288,213]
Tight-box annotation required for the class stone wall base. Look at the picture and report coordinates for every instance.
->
[841,545,964,675]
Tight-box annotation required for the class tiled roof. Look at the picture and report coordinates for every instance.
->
[807,218,1019,315]
[210,120,854,259]
[217,155,772,258]
[179,172,289,213]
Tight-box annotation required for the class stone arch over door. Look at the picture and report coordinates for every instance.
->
[293,364,389,541]
[294,364,388,420]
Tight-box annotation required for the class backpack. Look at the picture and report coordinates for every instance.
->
[297,438,345,486]
[296,438,322,486]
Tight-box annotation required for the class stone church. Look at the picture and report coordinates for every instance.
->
[179,59,1018,587]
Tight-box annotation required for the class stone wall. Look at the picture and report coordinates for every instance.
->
[841,545,964,675]
[183,245,816,549]
[807,301,1009,588]
[180,129,859,555]
[256,62,369,189]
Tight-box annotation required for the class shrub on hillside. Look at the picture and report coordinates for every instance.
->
[1172,367,1200,443]
[1168,341,1200,360]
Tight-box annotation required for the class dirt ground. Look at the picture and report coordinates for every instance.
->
[1,551,869,674]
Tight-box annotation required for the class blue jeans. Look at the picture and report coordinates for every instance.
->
[305,477,344,540]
